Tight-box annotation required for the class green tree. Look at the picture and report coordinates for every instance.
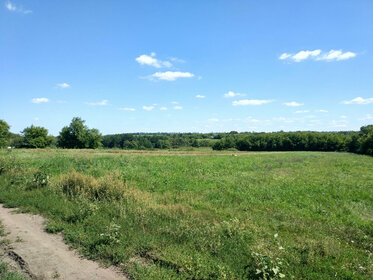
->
[57,117,102,149]
[0,120,10,148]
[21,125,53,148]
[358,125,373,156]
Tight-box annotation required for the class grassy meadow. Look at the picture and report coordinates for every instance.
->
[0,149,372,279]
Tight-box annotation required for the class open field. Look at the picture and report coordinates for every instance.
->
[0,149,372,279]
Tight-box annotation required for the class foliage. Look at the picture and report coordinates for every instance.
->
[21,125,53,148]
[358,125,373,156]
[0,120,10,148]
[212,128,373,156]
[27,170,49,190]
[57,117,102,149]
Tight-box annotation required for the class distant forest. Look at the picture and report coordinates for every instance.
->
[1,118,372,156]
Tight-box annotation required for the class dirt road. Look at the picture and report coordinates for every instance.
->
[0,204,128,280]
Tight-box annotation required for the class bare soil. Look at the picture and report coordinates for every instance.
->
[0,204,128,280]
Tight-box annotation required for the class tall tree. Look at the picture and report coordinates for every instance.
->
[57,117,102,149]
[21,125,53,148]
[0,120,10,148]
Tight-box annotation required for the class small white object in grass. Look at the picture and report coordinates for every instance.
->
[274,233,278,238]
[279,246,285,250]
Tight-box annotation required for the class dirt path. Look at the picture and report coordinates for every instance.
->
[0,204,128,280]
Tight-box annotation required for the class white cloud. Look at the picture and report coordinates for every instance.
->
[284,101,304,107]
[316,109,328,113]
[135,53,172,68]
[224,91,246,98]
[171,101,179,104]
[294,110,310,114]
[31,97,49,104]
[150,71,194,81]
[340,115,348,119]
[160,107,168,111]
[279,50,321,62]
[5,1,32,14]
[342,97,373,105]
[279,53,291,60]
[169,57,185,63]
[120,107,136,111]
[279,49,356,62]
[142,105,154,111]
[56,83,70,88]
[195,94,205,98]
[173,106,183,110]
[317,50,356,61]
[5,1,16,11]
[86,100,108,106]
[232,99,273,106]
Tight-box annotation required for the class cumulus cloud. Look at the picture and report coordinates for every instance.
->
[232,99,273,106]
[56,83,70,89]
[160,107,168,111]
[279,50,321,62]
[120,107,136,111]
[149,71,194,81]
[224,91,246,98]
[342,97,373,105]
[143,105,154,111]
[173,106,183,110]
[284,101,304,107]
[31,98,49,104]
[195,94,205,98]
[86,100,108,106]
[5,1,32,14]
[317,50,356,61]
[279,49,356,62]
[294,110,310,114]
[136,53,172,68]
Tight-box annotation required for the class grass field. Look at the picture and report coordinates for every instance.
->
[0,149,372,279]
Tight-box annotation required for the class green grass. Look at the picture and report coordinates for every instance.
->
[0,263,26,280]
[0,149,372,279]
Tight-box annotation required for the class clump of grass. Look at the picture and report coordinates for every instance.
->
[59,170,126,201]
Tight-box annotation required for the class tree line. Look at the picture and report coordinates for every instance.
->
[212,129,373,156]
[0,118,372,156]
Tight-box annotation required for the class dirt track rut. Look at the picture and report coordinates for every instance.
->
[0,204,128,280]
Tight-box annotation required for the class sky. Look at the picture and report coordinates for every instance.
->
[1,0,373,135]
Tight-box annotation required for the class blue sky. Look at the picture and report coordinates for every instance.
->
[1,0,373,135]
